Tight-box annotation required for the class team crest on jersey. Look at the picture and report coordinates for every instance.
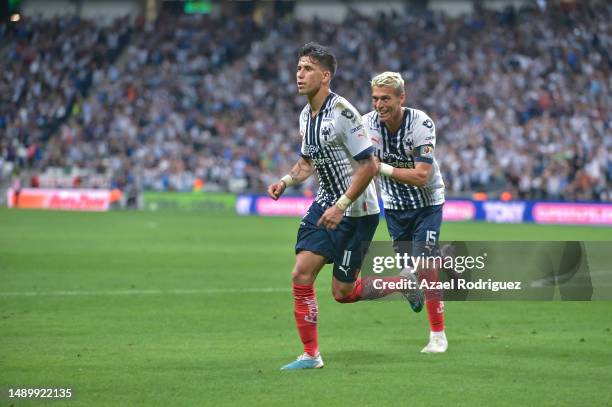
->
[320,122,335,142]
[403,137,414,152]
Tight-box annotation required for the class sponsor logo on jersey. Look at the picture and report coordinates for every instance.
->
[341,108,355,120]
[350,124,363,134]
[383,152,413,168]
[305,145,321,155]
[312,157,334,165]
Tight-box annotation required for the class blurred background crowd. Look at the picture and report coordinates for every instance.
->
[1,0,610,201]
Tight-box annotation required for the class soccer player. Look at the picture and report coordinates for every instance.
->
[364,71,448,353]
[268,44,419,370]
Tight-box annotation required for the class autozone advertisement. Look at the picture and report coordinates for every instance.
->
[7,188,112,212]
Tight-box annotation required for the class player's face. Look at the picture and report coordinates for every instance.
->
[296,56,330,96]
[372,86,405,123]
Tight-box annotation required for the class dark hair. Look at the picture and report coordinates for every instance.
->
[297,42,337,77]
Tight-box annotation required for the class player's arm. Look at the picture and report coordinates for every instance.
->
[267,156,314,200]
[378,113,437,187]
[339,105,378,202]
[317,151,377,230]
[344,153,378,201]
[318,105,376,230]
[378,159,432,187]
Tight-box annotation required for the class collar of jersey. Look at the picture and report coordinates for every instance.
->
[381,108,409,137]
[309,92,335,116]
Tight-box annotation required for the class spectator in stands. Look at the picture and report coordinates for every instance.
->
[1,3,609,201]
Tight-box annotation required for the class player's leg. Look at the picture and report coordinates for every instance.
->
[331,267,421,303]
[331,275,360,301]
[281,250,327,370]
[384,209,425,312]
[331,213,377,302]
[282,203,332,370]
[292,250,325,285]
[329,214,370,302]
[413,204,447,353]
[282,253,327,371]
[329,214,418,303]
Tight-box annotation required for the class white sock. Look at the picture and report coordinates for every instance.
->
[431,331,446,339]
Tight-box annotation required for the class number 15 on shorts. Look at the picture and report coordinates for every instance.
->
[426,230,437,247]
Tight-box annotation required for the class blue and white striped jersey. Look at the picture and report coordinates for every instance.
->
[300,92,380,217]
[364,107,445,210]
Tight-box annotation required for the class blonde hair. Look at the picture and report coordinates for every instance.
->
[370,71,405,95]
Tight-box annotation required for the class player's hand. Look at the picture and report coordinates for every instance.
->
[267,181,286,200]
[373,156,381,172]
[317,205,344,230]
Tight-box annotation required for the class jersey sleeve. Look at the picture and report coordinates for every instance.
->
[337,104,373,161]
[413,112,437,164]
[300,129,310,159]
[299,110,310,159]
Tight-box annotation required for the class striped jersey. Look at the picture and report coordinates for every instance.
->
[300,92,380,217]
[364,107,445,210]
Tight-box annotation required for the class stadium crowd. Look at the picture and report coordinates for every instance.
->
[1,2,610,201]
[0,15,133,183]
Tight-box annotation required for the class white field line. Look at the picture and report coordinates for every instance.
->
[0,287,291,297]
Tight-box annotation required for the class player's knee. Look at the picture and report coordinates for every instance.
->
[333,294,352,303]
[332,285,353,303]
[292,264,316,285]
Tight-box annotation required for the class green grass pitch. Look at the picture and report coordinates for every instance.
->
[1,208,611,406]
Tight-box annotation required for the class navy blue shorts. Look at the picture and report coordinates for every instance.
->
[295,202,379,283]
[385,204,443,257]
